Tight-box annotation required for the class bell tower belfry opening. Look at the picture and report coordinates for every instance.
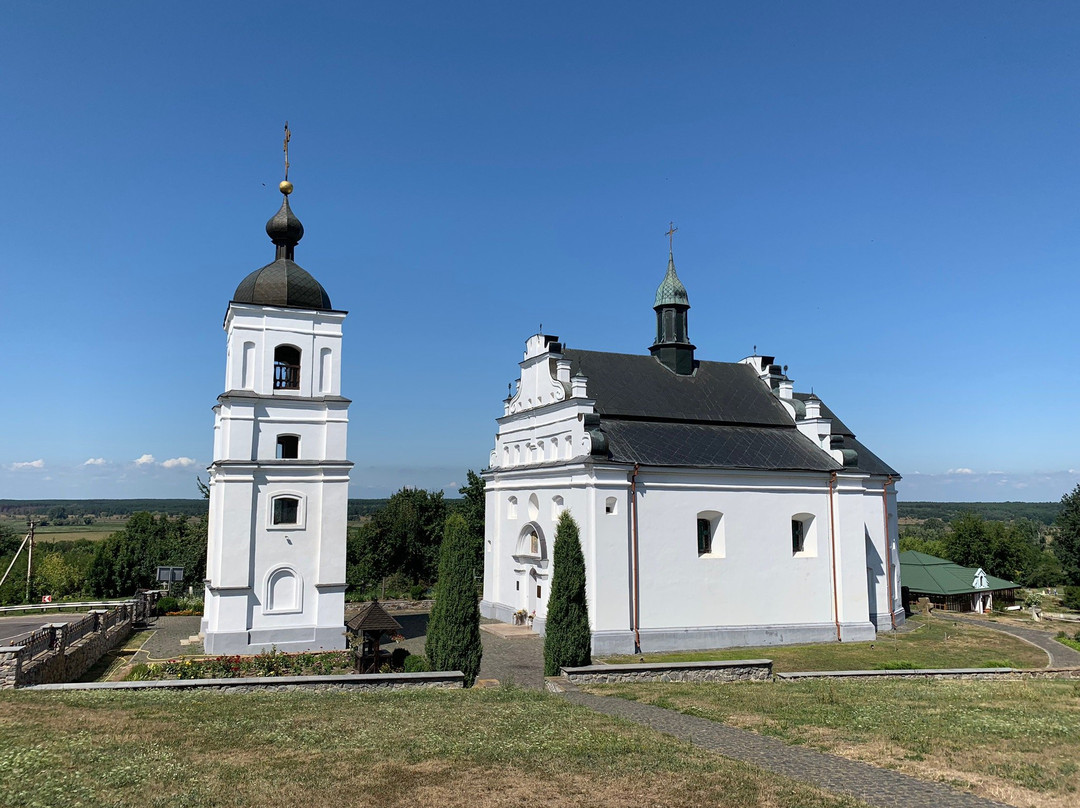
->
[202,132,352,654]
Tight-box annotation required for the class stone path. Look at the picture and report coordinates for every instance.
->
[935,612,1080,668]
[562,687,1014,808]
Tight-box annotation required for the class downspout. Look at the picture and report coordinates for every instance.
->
[881,475,897,630]
[827,471,842,642]
[630,463,642,654]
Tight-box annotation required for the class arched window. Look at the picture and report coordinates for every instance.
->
[507,496,518,519]
[276,435,299,459]
[551,495,564,520]
[527,493,539,521]
[605,496,618,515]
[272,496,300,525]
[697,510,725,557]
[516,522,547,560]
[274,345,301,390]
[792,513,817,557]
[241,341,256,389]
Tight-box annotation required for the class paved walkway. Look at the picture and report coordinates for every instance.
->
[935,612,1080,668]
[562,687,1013,808]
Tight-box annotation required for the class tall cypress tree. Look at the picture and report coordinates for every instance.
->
[425,512,483,686]
[544,511,591,676]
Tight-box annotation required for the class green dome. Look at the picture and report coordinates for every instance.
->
[654,252,689,308]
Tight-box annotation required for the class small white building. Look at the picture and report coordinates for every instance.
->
[481,248,903,655]
[202,183,352,654]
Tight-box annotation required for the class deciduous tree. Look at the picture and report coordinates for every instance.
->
[1054,484,1080,585]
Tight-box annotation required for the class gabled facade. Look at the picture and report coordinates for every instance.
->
[481,247,903,655]
[202,183,352,654]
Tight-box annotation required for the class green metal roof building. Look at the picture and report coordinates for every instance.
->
[899,551,1019,614]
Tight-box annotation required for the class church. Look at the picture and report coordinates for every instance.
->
[480,241,903,654]
[201,175,352,655]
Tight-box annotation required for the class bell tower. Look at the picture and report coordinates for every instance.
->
[649,223,696,375]
[202,145,352,654]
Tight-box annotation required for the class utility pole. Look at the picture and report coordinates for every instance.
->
[25,520,35,603]
[0,520,37,603]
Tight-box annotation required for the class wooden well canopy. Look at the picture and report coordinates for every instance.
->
[346,600,403,673]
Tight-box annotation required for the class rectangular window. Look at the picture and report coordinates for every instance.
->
[792,519,805,554]
[697,518,711,555]
[273,497,299,525]
[276,435,299,459]
[536,585,542,599]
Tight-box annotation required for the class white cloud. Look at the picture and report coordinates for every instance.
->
[11,459,45,470]
[161,457,197,469]
[133,454,156,466]
[946,467,974,475]
[83,457,106,466]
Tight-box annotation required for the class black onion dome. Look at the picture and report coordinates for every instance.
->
[266,195,304,248]
[233,259,332,310]
[232,193,332,310]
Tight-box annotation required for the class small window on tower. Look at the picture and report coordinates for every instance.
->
[274,345,301,390]
[276,435,299,459]
[273,497,300,525]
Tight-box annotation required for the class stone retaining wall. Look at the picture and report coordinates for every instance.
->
[27,670,464,693]
[777,667,1080,681]
[561,659,773,684]
[0,602,143,688]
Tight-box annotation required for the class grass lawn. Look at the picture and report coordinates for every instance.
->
[585,678,1080,808]
[603,615,1048,671]
[0,688,869,808]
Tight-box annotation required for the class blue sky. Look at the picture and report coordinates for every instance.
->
[2,2,1078,502]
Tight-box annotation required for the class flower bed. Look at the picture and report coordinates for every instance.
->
[127,648,353,681]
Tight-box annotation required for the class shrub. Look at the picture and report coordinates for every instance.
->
[404,654,430,673]
[125,664,152,681]
[544,511,592,676]
[156,596,179,614]
[409,583,427,601]
[873,660,918,670]
[425,513,483,686]
[1062,586,1080,611]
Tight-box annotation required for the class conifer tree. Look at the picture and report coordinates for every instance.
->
[543,510,591,676]
[1055,484,1080,585]
[425,512,483,685]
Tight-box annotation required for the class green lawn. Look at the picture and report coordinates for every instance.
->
[0,688,869,808]
[603,615,1048,671]
[585,678,1080,808]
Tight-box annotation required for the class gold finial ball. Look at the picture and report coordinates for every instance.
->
[279,180,294,195]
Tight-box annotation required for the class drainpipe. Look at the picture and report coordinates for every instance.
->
[630,463,642,654]
[828,472,842,642]
[881,475,897,630]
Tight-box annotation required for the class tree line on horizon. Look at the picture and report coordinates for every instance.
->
[899,485,1080,590]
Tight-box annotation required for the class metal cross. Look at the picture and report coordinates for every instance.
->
[666,221,678,251]
[283,121,291,181]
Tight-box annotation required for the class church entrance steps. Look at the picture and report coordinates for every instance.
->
[479,622,536,639]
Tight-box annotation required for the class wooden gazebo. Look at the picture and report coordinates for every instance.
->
[346,600,403,673]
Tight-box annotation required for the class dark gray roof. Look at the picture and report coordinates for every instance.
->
[603,421,840,471]
[233,258,332,311]
[345,600,402,633]
[793,392,854,436]
[558,348,897,476]
[563,349,791,426]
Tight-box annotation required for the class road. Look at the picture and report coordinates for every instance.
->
[0,614,84,646]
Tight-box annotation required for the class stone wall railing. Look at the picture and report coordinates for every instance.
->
[0,598,149,689]
[27,670,465,693]
[561,659,773,684]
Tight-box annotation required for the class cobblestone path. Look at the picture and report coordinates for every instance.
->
[562,689,1015,808]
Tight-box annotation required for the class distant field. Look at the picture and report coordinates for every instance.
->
[31,523,122,543]
[897,500,1059,525]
